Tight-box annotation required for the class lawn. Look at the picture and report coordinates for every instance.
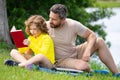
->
[0,49,119,80]
[94,1,120,8]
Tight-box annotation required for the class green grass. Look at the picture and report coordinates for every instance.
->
[0,49,119,80]
[94,1,120,8]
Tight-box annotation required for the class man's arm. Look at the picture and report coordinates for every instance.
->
[81,29,97,62]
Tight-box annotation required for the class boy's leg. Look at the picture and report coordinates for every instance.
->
[10,49,27,62]
[19,54,54,69]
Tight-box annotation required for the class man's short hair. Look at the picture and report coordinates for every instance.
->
[50,4,68,19]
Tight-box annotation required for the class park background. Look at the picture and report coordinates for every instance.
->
[0,0,120,80]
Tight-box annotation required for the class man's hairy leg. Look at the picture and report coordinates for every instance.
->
[56,58,90,72]
[74,59,90,72]
[91,37,119,74]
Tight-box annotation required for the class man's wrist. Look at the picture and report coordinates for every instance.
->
[81,57,90,62]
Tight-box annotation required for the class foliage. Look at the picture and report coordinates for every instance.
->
[6,0,113,45]
[0,37,11,49]
[6,0,95,28]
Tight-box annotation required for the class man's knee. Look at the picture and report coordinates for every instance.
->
[97,37,105,46]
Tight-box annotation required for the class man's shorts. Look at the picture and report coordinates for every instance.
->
[55,42,87,69]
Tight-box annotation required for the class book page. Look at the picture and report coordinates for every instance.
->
[10,26,22,32]
[55,67,83,73]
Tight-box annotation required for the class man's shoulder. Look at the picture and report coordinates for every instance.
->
[66,18,74,22]
[46,21,50,25]
[46,21,51,29]
[66,18,81,27]
[66,18,79,24]
[46,21,49,23]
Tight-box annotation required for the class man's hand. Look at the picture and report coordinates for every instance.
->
[78,59,90,72]
[81,56,90,62]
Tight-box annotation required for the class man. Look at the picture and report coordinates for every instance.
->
[47,4,120,76]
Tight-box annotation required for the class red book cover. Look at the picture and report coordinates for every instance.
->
[10,26,27,48]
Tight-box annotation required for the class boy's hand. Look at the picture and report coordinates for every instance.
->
[23,39,30,45]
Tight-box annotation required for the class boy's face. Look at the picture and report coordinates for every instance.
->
[29,24,41,37]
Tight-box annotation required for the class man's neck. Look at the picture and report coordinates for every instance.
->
[60,19,66,27]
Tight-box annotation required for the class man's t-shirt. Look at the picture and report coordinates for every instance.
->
[47,18,88,61]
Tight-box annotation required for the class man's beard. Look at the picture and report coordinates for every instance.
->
[50,23,61,28]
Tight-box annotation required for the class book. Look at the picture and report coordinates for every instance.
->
[10,26,27,48]
[54,67,83,73]
[10,26,28,53]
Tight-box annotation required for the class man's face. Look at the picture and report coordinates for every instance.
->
[49,11,63,28]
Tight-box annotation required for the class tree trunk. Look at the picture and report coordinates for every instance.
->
[0,0,13,48]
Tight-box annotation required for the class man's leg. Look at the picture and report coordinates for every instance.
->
[90,37,119,74]
[54,42,90,72]
[55,58,90,72]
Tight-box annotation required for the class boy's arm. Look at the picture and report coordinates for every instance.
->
[24,49,33,59]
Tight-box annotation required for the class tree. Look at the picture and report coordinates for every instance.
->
[0,0,13,48]
[1,0,112,48]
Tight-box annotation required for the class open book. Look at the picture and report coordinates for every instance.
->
[54,67,83,73]
[10,26,28,53]
[10,26,27,48]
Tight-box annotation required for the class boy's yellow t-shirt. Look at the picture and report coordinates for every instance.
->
[18,47,29,54]
[28,33,55,64]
